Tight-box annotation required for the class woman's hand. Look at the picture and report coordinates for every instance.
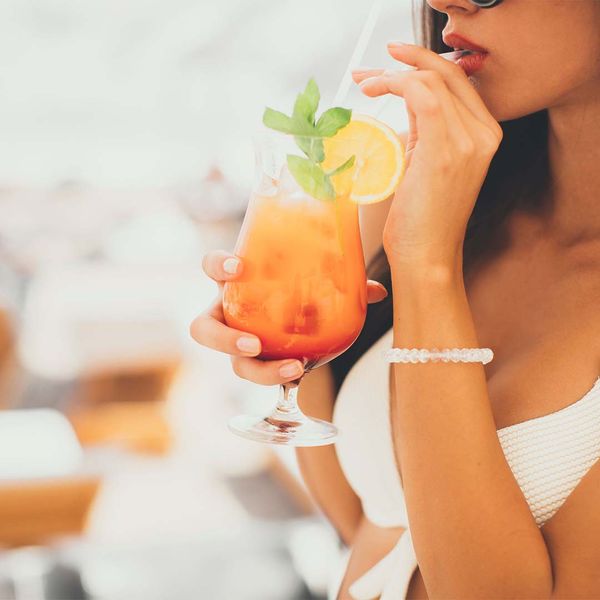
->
[190,250,389,384]
[352,42,503,274]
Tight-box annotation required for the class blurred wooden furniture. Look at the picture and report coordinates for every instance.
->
[0,308,18,409]
[0,477,100,547]
[0,409,101,548]
[67,362,179,455]
[19,264,190,456]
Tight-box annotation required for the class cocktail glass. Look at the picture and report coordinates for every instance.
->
[222,130,367,446]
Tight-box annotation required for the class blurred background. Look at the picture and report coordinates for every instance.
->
[0,0,413,598]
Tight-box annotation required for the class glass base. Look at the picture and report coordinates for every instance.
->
[228,411,338,447]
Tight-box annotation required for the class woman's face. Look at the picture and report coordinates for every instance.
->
[426,0,600,121]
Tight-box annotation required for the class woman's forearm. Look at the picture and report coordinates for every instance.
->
[389,263,553,598]
[296,364,363,546]
[296,446,363,546]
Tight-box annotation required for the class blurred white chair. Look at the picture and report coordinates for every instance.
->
[0,409,101,547]
[19,263,190,381]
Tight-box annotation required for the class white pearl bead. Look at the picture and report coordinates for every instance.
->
[384,346,493,365]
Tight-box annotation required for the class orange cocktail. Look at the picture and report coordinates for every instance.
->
[222,180,367,371]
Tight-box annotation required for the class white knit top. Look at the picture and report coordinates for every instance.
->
[329,327,600,600]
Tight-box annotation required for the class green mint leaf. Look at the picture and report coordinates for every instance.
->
[262,79,353,203]
[316,107,352,137]
[289,118,321,137]
[287,155,335,201]
[295,135,325,163]
[263,111,321,138]
[293,78,320,125]
[262,108,294,133]
[326,155,355,177]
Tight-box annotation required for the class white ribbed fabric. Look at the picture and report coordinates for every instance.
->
[330,326,600,600]
[497,375,600,527]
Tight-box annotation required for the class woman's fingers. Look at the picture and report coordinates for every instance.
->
[351,68,387,83]
[190,297,262,357]
[358,75,449,158]
[230,355,305,385]
[367,280,388,303]
[190,294,305,385]
[201,249,243,286]
[387,42,503,139]
[356,68,501,159]
[357,69,469,148]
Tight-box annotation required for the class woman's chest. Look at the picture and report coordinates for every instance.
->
[462,241,600,431]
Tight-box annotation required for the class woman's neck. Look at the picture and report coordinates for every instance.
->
[545,84,600,245]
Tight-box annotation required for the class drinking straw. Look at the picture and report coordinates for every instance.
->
[333,0,383,106]
[332,0,465,114]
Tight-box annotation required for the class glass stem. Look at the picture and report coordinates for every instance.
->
[276,380,303,416]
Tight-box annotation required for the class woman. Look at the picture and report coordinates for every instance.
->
[191,0,600,597]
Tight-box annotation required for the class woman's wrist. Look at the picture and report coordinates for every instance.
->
[386,249,464,288]
[388,254,477,350]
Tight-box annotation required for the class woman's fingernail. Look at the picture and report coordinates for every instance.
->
[223,257,240,274]
[279,362,303,378]
[237,336,260,353]
[388,40,409,48]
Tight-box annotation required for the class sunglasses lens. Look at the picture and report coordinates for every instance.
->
[471,0,503,7]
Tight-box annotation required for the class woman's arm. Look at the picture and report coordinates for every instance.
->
[354,44,554,598]
[296,365,363,545]
[389,267,552,599]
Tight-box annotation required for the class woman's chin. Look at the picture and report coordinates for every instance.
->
[470,83,526,123]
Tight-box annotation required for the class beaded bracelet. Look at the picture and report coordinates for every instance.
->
[382,347,494,365]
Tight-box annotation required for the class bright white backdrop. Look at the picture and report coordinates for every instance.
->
[0,0,415,190]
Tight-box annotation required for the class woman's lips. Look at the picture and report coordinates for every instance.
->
[441,33,489,76]
[456,50,489,76]
[442,32,488,53]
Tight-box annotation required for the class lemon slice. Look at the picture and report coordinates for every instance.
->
[322,114,405,204]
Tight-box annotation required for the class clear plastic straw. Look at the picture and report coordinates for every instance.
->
[440,50,468,61]
[333,0,383,107]
[332,0,467,116]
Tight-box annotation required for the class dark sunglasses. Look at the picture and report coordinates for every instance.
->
[469,0,504,7]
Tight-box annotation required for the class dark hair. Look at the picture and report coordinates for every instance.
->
[329,1,551,394]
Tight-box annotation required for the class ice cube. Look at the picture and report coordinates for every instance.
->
[278,165,306,199]
[321,253,347,293]
[262,249,286,280]
[278,165,333,207]
[284,303,320,336]
[235,300,262,319]
[255,173,278,197]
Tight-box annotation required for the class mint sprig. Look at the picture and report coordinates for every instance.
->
[287,156,335,202]
[262,79,355,201]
